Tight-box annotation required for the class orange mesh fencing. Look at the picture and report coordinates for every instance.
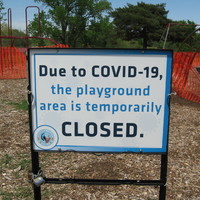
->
[0,47,26,79]
[37,44,69,48]
[0,44,69,79]
[0,47,199,103]
[173,52,200,104]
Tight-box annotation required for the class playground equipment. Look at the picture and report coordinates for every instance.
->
[160,22,200,49]
[0,7,68,79]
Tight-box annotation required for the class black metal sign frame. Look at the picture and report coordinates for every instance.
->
[27,48,172,200]
[28,150,168,200]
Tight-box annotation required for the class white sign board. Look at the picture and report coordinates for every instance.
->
[28,48,172,153]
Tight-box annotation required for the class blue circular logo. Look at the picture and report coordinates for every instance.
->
[37,129,54,146]
[34,126,58,150]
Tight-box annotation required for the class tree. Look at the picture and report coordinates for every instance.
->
[167,20,196,42]
[0,23,27,47]
[0,0,5,46]
[84,17,115,47]
[111,2,169,48]
[28,11,55,46]
[0,2,9,46]
[159,20,198,50]
[31,0,112,47]
[0,0,5,22]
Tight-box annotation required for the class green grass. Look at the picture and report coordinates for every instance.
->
[1,99,28,111]
[8,99,28,111]
[0,153,31,180]
[0,153,31,171]
[0,154,13,173]
[0,153,12,165]
[15,186,33,199]
[14,154,31,169]
[0,153,33,199]
[0,189,13,200]
[0,187,33,200]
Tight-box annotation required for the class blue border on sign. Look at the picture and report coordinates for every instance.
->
[162,53,172,152]
[50,145,167,153]
[32,49,172,153]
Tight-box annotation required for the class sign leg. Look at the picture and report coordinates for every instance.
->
[159,154,168,200]
[31,152,42,200]
[159,185,166,200]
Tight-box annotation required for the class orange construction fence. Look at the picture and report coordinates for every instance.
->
[0,47,199,104]
[173,52,200,104]
[0,47,27,79]
[0,44,68,79]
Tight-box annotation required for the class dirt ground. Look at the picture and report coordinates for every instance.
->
[0,79,199,200]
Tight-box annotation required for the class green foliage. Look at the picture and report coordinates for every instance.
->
[1,0,200,50]
[30,0,112,47]
[28,11,55,46]
[167,20,196,43]
[111,2,169,49]
[84,17,115,47]
[0,23,27,47]
[160,20,199,50]
[107,38,143,48]
[0,0,6,21]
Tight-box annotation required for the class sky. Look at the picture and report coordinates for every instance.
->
[2,0,200,31]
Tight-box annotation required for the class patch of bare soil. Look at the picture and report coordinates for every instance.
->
[0,79,199,200]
